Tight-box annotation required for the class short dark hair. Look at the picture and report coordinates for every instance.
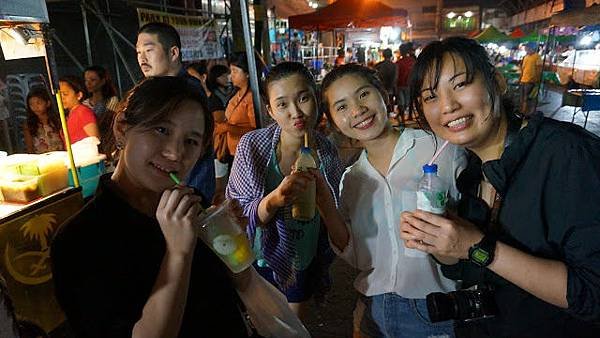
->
[382,48,393,59]
[399,44,412,56]
[321,63,389,123]
[206,64,230,92]
[138,22,182,61]
[408,37,503,128]
[84,65,118,98]
[115,76,213,154]
[186,61,208,76]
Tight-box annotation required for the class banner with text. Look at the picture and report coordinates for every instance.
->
[137,8,223,61]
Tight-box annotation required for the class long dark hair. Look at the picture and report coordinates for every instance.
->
[264,61,317,100]
[408,37,507,129]
[264,61,321,126]
[320,63,389,123]
[84,65,118,99]
[26,87,61,137]
[59,76,86,104]
[206,64,230,93]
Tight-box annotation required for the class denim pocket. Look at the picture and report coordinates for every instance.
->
[410,298,455,335]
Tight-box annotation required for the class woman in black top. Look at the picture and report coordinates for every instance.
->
[206,64,232,115]
[51,77,249,338]
[400,37,600,338]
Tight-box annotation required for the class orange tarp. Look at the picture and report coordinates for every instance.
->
[288,0,408,30]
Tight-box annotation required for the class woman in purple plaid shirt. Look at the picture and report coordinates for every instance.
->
[226,62,344,320]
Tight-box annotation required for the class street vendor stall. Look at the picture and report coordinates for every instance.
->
[287,0,408,73]
[551,4,600,87]
[0,1,88,335]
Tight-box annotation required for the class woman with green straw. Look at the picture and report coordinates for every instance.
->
[51,77,252,338]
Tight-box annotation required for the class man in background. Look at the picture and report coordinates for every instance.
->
[136,22,216,202]
[396,43,416,120]
[519,42,542,116]
[374,48,398,112]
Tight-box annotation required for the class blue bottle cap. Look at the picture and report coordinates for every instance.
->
[423,164,438,173]
[301,146,311,153]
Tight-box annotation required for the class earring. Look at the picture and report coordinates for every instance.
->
[116,142,124,150]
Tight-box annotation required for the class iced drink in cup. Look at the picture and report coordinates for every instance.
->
[196,199,255,273]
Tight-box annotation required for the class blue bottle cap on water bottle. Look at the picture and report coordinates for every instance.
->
[423,164,438,173]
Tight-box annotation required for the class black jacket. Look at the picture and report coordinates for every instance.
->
[444,113,600,338]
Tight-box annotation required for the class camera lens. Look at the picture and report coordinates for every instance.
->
[427,288,498,323]
[426,292,458,323]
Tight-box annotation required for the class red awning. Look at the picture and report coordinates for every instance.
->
[510,27,525,38]
[288,0,408,31]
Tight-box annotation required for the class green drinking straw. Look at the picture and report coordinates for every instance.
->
[169,172,181,185]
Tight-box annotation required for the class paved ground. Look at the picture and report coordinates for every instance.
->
[302,87,600,338]
[536,87,600,136]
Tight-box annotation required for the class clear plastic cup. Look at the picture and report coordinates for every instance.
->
[196,199,255,273]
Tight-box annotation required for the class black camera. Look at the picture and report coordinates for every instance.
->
[426,286,498,323]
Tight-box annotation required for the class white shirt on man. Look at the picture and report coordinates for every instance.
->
[334,128,466,299]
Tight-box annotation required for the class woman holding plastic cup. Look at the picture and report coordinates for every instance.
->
[226,62,343,320]
[51,77,251,338]
[318,64,466,338]
[400,37,600,338]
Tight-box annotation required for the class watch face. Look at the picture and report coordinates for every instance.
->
[472,248,490,265]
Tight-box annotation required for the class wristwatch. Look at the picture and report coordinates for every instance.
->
[468,234,497,267]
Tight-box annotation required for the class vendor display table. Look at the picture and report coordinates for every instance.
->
[0,187,83,334]
[568,89,600,129]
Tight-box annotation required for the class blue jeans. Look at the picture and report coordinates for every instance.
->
[361,293,455,338]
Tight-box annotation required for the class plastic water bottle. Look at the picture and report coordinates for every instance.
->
[416,164,448,215]
[405,164,448,258]
[292,135,317,221]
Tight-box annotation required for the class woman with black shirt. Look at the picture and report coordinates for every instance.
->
[206,64,232,116]
[51,77,250,338]
[400,37,600,338]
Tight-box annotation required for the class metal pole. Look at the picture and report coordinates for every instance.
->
[105,0,123,95]
[81,1,93,65]
[42,24,80,187]
[240,0,264,128]
[52,34,86,72]
[85,3,135,50]
[89,1,137,83]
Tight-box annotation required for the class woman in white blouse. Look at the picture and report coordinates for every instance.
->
[316,64,466,338]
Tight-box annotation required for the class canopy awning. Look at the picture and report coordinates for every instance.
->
[473,25,510,43]
[288,0,408,31]
[509,27,525,38]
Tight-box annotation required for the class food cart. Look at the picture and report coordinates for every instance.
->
[1,1,86,335]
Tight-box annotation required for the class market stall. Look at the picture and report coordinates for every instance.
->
[0,1,90,335]
[287,0,408,73]
[551,4,600,87]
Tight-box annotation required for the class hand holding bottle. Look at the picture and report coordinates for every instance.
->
[269,171,314,208]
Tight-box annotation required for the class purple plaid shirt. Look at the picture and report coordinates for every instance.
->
[226,123,343,288]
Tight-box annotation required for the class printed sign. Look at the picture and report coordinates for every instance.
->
[137,8,224,61]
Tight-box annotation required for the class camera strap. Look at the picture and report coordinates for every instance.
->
[488,114,523,230]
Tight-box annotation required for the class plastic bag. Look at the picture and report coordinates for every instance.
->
[236,267,311,338]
